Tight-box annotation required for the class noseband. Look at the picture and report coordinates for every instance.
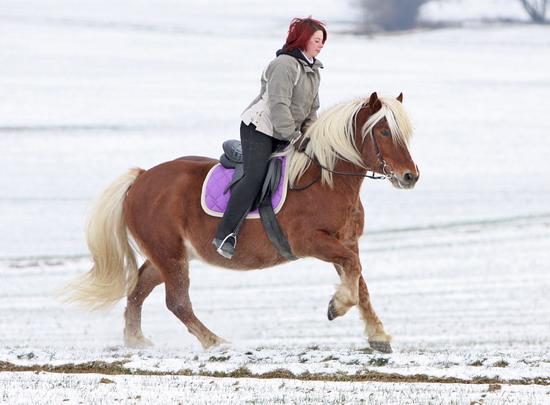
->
[290,105,395,190]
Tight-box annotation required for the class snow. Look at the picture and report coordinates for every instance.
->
[2,372,548,405]
[1,0,550,403]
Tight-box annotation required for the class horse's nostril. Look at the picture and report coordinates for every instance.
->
[404,172,414,183]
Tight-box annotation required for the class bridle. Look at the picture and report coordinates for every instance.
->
[290,105,395,191]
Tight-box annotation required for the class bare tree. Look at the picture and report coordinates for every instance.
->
[360,0,430,31]
[519,0,548,22]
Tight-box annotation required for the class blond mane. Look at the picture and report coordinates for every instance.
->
[277,96,413,188]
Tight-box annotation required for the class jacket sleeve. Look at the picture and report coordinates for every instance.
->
[300,92,320,135]
[266,61,301,141]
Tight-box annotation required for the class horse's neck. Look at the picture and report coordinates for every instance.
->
[327,122,369,195]
[300,157,364,198]
[330,159,366,196]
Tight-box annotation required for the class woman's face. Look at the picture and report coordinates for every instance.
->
[304,30,324,59]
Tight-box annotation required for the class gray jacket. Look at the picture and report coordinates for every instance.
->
[241,52,323,141]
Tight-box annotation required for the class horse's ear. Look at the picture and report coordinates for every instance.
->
[397,92,403,103]
[369,92,378,106]
[368,92,382,113]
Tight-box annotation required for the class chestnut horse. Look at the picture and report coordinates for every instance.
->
[67,92,419,353]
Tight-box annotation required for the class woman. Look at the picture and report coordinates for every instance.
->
[212,17,327,259]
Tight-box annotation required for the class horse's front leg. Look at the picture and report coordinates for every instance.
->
[333,262,392,352]
[295,230,361,319]
[342,239,392,353]
[358,274,392,353]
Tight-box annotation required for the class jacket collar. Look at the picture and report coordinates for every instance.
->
[276,48,324,70]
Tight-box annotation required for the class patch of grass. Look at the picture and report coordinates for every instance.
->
[227,366,253,378]
[259,368,297,379]
[306,344,319,351]
[16,352,35,360]
[321,355,339,362]
[1,360,547,386]
[208,355,230,362]
[0,360,134,376]
[469,359,485,367]
[493,360,509,368]
[368,357,389,367]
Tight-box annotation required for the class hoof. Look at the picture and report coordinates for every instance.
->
[124,338,154,349]
[369,340,392,354]
[327,299,338,321]
[206,339,232,352]
[124,335,154,349]
[203,336,229,350]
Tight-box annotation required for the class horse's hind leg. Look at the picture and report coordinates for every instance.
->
[157,253,225,349]
[357,274,392,353]
[124,260,163,348]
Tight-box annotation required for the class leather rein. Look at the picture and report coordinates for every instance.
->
[290,106,395,191]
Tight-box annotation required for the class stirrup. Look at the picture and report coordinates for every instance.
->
[212,233,237,259]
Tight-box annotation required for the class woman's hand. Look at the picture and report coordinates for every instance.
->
[292,132,310,152]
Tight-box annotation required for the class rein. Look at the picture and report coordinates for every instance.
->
[290,107,395,191]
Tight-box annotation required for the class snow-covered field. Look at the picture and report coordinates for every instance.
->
[1,0,549,403]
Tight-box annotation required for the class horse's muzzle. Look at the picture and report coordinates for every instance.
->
[392,170,419,189]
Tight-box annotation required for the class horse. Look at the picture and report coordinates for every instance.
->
[66,91,419,354]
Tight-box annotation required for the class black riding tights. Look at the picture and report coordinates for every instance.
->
[215,122,284,240]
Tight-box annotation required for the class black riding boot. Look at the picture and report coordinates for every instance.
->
[212,122,280,258]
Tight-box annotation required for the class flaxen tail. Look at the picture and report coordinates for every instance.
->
[64,168,144,310]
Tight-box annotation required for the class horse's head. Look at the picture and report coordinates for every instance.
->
[357,92,419,189]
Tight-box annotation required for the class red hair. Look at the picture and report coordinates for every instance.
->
[283,17,327,53]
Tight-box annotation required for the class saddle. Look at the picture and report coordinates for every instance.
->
[218,140,296,261]
[220,140,282,206]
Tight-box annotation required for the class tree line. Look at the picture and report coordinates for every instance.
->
[361,0,547,31]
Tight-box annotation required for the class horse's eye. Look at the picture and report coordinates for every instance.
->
[381,129,391,137]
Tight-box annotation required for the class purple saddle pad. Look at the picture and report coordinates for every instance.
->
[201,156,288,218]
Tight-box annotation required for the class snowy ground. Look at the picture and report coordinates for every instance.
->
[1,214,549,403]
[2,372,549,405]
[1,0,550,403]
